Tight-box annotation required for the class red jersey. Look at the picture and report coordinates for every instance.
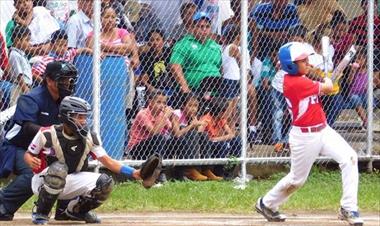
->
[283,75,326,127]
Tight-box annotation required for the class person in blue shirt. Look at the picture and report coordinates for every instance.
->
[250,0,300,60]
[0,61,77,221]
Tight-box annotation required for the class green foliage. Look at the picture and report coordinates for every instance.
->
[11,169,380,213]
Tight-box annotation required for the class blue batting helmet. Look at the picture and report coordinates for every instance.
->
[278,42,313,75]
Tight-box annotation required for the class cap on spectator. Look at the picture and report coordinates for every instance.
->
[192,11,211,22]
[51,30,68,43]
[288,25,308,38]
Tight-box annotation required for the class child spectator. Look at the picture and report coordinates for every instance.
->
[254,41,280,144]
[126,90,173,160]
[8,26,33,105]
[347,47,380,128]
[221,24,257,141]
[171,93,208,181]
[199,98,242,180]
[139,29,173,98]
[5,0,59,56]
[32,30,92,83]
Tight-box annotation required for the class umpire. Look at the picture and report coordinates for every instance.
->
[0,61,78,220]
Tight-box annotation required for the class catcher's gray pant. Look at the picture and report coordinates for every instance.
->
[262,125,359,212]
[32,168,101,200]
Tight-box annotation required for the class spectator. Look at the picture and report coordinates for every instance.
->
[139,29,173,98]
[296,0,345,32]
[329,11,349,65]
[346,48,380,128]
[171,93,209,181]
[250,0,300,60]
[170,11,222,98]
[32,30,92,82]
[46,0,78,27]
[222,0,258,54]
[199,98,241,180]
[101,0,134,31]
[0,61,77,221]
[253,40,280,144]
[348,0,380,50]
[170,2,198,43]
[137,0,188,36]
[5,0,58,56]
[86,5,139,69]
[133,3,162,44]
[0,33,11,111]
[8,26,33,106]
[200,0,234,35]
[66,0,94,48]
[347,0,380,74]
[221,24,258,142]
[126,90,173,160]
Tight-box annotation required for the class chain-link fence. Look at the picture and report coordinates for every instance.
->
[0,0,379,181]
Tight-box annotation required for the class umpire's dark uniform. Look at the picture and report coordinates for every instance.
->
[0,85,60,219]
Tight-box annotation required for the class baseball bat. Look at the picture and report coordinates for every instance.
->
[331,45,357,81]
[321,36,330,77]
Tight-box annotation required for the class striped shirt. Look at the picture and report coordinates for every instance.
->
[32,49,77,77]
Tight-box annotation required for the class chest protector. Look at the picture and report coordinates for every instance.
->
[42,125,96,174]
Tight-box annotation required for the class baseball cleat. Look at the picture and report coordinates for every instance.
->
[32,212,49,225]
[338,207,364,226]
[255,197,286,222]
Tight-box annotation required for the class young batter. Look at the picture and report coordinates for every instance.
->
[255,42,363,226]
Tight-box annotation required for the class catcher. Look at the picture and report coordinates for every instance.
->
[24,96,161,225]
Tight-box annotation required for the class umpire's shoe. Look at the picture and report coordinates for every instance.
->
[255,197,286,222]
[31,213,49,225]
[65,209,101,224]
[338,207,364,226]
[0,204,13,221]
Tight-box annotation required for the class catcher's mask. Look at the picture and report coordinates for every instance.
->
[44,61,78,98]
[59,96,92,139]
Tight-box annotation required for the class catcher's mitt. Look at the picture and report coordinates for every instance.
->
[140,154,162,189]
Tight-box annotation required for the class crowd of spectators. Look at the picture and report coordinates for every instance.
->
[0,0,379,181]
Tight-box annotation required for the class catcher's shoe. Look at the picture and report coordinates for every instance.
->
[255,197,286,222]
[338,207,364,226]
[65,209,101,224]
[32,212,49,225]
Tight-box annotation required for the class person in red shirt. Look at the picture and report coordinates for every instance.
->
[254,42,363,226]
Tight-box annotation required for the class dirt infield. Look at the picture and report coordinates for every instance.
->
[5,212,380,226]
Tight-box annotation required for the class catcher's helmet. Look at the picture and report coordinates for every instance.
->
[278,42,313,75]
[59,96,91,138]
[44,61,78,98]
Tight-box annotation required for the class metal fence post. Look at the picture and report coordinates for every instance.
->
[367,0,374,172]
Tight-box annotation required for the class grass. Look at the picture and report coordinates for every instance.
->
[13,167,380,214]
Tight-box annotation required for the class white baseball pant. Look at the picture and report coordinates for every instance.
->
[263,125,359,211]
[32,168,101,200]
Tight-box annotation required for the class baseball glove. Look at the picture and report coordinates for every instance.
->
[140,154,162,189]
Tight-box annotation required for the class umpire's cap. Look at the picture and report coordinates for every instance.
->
[44,61,77,81]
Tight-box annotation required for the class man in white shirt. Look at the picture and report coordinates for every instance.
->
[66,0,93,48]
